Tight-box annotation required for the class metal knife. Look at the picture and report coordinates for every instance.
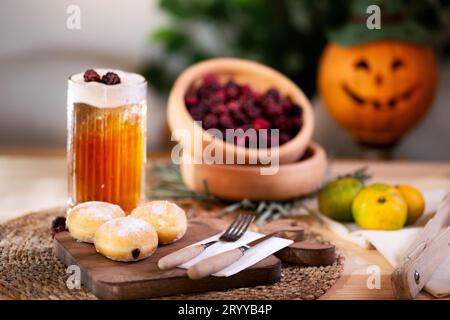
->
[187,231,290,280]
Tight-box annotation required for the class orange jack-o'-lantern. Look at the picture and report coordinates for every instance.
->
[318,41,437,145]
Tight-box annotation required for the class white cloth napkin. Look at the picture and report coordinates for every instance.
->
[179,231,293,277]
[316,185,450,298]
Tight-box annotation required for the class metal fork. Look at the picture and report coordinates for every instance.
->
[158,212,255,270]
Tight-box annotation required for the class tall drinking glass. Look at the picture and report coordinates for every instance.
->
[67,69,147,212]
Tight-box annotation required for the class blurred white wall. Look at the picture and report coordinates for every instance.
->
[0,0,167,149]
[0,0,449,160]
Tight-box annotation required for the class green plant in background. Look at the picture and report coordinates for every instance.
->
[143,0,348,96]
[143,0,450,97]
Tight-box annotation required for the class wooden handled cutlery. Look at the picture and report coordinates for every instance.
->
[158,212,254,270]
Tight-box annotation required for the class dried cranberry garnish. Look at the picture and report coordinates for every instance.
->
[51,216,67,238]
[83,69,101,82]
[101,72,121,85]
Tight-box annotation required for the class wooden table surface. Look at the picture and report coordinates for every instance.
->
[1,147,449,300]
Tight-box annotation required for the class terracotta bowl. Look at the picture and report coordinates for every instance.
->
[180,143,327,201]
[167,58,314,164]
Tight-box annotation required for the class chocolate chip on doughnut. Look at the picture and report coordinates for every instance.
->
[94,217,158,262]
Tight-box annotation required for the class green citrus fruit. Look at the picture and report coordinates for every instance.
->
[352,183,407,230]
[318,177,364,222]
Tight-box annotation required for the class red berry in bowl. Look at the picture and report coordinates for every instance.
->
[262,100,283,117]
[203,113,219,129]
[190,105,205,121]
[202,74,220,92]
[279,133,291,144]
[185,93,199,107]
[202,73,219,86]
[264,88,281,102]
[197,86,211,100]
[240,84,253,96]
[252,118,271,130]
[273,117,290,132]
[186,74,303,147]
[219,114,236,129]
[225,80,240,100]
[210,89,226,105]
[283,102,302,117]
[227,100,241,113]
[289,118,302,130]
[243,104,261,119]
[232,110,249,125]
[211,103,228,115]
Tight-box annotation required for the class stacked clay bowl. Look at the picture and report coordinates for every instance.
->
[167,58,327,201]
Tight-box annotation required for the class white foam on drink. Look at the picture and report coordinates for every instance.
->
[68,69,147,108]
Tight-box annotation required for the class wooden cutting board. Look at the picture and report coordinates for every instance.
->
[54,218,281,300]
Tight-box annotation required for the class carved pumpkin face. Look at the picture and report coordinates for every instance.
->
[318,41,437,145]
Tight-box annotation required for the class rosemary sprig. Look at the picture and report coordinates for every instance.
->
[213,167,371,224]
[147,162,222,203]
[148,161,370,225]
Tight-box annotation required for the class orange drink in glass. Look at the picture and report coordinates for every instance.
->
[67,69,147,212]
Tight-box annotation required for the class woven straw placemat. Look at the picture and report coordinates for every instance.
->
[0,207,344,300]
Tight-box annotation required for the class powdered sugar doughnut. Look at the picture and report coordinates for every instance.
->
[94,217,158,262]
[131,201,187,244]
[66,201,125,243]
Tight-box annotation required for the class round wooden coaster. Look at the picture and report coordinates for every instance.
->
[0,207,344,300]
